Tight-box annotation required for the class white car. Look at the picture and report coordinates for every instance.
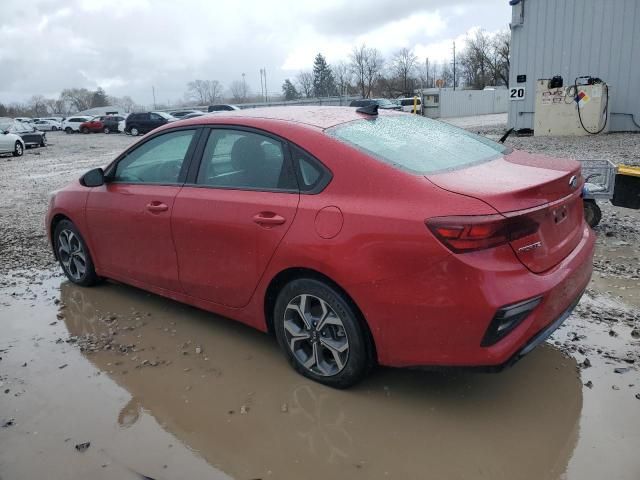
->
[33,119,62,131]
[398,97,422,114]
[0,119,25,157]
[62,116,92,133]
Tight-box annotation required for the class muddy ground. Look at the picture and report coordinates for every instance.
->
[1,128,639,480]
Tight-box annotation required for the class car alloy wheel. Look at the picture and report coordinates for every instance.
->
[283,294,350,376]
[104,127,110,134]
[13,142,23,157]
[57,229,87,282]
[130,127,139,136]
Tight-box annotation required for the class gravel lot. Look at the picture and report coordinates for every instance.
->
[1,123,639,480]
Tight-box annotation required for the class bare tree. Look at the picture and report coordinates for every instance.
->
[119,96,136,113]
[491,31,510,86]
[296,71,314,98]
[229,79,250,102]
[332,62,352,96]
[60,88,93,112]
[458,29,510,89]
[28,95,48,116]
[349,44,384,98]
[187,79,224,104]
[391,48,417,95]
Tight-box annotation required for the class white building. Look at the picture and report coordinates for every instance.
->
[508,0,640,133]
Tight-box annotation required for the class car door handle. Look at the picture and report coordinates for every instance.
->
[146,202,168,213]
[253,212,286,226]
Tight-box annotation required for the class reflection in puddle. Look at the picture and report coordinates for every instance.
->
[58,280,583,480]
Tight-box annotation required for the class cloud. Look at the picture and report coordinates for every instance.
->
[0,0,510,105]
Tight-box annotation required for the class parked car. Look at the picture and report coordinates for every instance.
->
[181,112,209,119]
[125,111,176,136]
[42,116,64,124]
[34,119,62,131]
[79,117,105,134]
[47,106,594,388]
[398,97,422,114]
[349,98,402,110]
[0,118,25,156]
[3,119,47,147]
[170,110,203,118]
[102,115,127,134]
[207,104,240,113]
[14,117,33,123]
[63,116,92,133]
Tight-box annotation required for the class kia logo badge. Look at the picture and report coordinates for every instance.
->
[569,175,578,189]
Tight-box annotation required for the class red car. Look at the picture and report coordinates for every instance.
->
[79,117,105,134]
[46,106,594,388]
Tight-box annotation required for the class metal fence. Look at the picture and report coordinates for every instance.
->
[161,96,361,113]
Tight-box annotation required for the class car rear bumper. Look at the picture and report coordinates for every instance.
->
[348,223,595,367]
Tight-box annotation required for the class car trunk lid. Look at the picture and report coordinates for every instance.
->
[427,150,584,273]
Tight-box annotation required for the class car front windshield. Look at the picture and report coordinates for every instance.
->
[327,114,510,174]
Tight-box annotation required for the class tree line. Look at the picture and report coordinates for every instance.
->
[280,29,510,100]
[0,87,140,118]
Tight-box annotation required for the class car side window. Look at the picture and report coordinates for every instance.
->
[150,113,162,121]
[196,129,296,191]
[114,129,196,184]
[290,145,329,192]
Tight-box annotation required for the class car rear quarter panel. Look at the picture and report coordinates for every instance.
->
[237,120,504,359]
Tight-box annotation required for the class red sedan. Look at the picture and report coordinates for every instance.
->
[79,117,105,134]
[46,106,594,388]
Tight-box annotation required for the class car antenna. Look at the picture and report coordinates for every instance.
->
[498,127,514,144]
[356,104,378,116]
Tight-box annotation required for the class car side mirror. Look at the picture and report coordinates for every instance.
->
[81,168,105,187]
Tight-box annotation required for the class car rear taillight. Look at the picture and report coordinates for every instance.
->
[426,214,538,253]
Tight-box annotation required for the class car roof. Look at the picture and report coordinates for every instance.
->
[175,106,401,130]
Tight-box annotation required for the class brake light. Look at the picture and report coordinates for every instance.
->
[426,214,539,253]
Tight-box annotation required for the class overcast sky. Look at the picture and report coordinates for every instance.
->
[0,0,510,105]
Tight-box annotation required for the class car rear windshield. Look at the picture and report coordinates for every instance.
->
[327,115,509,174]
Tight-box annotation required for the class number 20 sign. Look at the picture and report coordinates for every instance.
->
[509,86,526,100]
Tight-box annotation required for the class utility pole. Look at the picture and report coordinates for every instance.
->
[242,73,246,101]
[426,58,429,89]
[264,68,268,103]
[259,69,265,102]
[152,86,156,109]
[452,42,456,91]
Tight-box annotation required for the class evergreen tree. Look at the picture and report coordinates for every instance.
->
[282,79,299,101]
[91,87,109,108]
[312,53,337,97]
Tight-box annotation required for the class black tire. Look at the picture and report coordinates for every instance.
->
[273,278,372,388]
[583,199,602,228]
[103,126,110,134]
[40,136,46,147]
[81,127,89,134]
[65,127,72,134]
[130,126,139,136]
[12,141,23,157]
[53,220,99,287]
[52,126,58,131]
